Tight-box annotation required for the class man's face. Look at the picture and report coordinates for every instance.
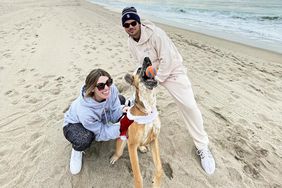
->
[123,20,141,39]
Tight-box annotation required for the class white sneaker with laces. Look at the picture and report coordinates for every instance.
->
[197,147,215,175]
[70,148,83,175]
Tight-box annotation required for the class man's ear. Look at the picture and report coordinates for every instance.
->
[124,74,134,85]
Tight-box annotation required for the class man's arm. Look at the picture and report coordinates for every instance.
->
[152,28,181,82]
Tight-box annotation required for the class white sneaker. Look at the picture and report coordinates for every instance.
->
[197,147,215,175]
[70,149,83,175]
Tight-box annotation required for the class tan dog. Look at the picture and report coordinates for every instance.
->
[110,59,163,188]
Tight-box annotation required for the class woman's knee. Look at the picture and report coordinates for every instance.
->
[63,123,95,151]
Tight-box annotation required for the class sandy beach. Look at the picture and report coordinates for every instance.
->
[0,0,282,187]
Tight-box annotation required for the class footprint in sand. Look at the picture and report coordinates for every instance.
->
[30,132,41,141]
[233,145,246,161]
[162,162,173,180]
[3,53,11,58]
[21,142,31,150]
[56,83,63,87]
[4,89,19,97]
[24,84,32,88]
[230,91,240,99]
[18,68,26,73]
[27,116,45,125]
[43,74,56,79]
[227,167,242,182]
[30,48,36,53]
[36,81,49,89]
[49,88,61,95]
[23,95,30,99]
[257,113,272,122]
[26,97,39,104]
[243,163,261,179]
[231,137,269,180]
[17,79,25,84]
[210,108,230,124]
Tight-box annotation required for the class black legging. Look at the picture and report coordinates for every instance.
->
[63,123,95,151]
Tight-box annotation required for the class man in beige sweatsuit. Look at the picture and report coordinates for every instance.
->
[121,7,215,175]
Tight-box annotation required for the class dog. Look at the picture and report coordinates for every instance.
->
[110,57,163,188]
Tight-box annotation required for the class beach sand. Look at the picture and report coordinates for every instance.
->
[0,0,282,187]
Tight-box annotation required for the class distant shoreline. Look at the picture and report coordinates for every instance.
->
[85,0,282,63]
[87,0,282,55]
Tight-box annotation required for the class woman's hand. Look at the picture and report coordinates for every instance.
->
[122,106,130,113]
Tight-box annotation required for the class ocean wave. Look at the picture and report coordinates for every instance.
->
[259,16,281,21]
[169,7,282,23]
[88,0,282,53]
[231,15,282,21]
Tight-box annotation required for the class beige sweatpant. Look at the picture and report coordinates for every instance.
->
[161,73,209,150]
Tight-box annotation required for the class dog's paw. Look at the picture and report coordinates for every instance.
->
[110,155,119,165]
[138,146,148,153]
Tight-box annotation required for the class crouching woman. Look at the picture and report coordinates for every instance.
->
[63,68,125,175]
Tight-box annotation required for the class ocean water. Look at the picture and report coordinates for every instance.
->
[88,0,282,53]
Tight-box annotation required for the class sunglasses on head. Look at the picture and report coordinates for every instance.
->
[123,21,137,28]
[96,78,113,91]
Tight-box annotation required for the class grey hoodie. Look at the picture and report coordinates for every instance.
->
[128,20,187,83]
[63,84,123,141]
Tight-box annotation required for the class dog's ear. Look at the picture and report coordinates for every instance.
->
[124,73,134,85]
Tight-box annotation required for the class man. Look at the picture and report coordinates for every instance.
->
[121,7,215,175]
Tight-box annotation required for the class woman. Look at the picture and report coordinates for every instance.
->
[63,68,126,175]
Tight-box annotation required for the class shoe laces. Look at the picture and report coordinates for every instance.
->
[197,148,212,159]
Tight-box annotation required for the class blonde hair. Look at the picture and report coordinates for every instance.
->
[85,69,112,97]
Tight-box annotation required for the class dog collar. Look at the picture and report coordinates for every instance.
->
[127,106,158,124]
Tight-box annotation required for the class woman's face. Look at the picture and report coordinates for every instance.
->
[92,76,112,102]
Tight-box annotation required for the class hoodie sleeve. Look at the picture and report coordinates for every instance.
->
[152,28,182,83]
[81,115,120,142]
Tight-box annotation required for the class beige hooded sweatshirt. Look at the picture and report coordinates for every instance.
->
[127,21,209,149]
[128,20,187,83]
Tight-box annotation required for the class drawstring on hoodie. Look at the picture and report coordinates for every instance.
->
[104,108,108,124]
[102,99,115,125]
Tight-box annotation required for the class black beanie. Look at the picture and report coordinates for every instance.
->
[121,7,141,26]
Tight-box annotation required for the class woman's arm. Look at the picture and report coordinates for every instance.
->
[82,118,120,142]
